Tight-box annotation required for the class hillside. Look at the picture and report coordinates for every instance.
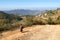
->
[0,11,22,31]
[1,8,60,31]
[33,8,60,24]
[1,8,60,40]
[39,8,60,20]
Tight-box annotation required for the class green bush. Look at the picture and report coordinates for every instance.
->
[47,17,56,24]
[47,10,55,16]
[32,19,46,25]
[55,16,60,24]
[57,16,60,20]
[55,20,60,24]
[24,15,33,26]
[16,17,23,21]
[0,24,12,31]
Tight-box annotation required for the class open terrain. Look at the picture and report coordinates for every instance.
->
[0,25,60,40]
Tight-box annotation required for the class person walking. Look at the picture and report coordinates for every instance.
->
[20,24,24,32]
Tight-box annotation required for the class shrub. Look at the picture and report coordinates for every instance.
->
[16,17,23,21]
[24,15,33,26]
[32,19,46,25]
[57,16,60,20]
[47,10,55,16]
[47,17,56,24]
[0,24,12,31]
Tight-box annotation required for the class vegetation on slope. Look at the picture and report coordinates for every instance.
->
[0,11,22,32]
[0,8,60,32]
[34,8,60,25]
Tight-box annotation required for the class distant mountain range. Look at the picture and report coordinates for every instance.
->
[4,9,40,15]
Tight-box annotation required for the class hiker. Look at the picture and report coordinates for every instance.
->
[20,24,24,32]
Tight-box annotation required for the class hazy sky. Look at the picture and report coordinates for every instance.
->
[0,0,60,10]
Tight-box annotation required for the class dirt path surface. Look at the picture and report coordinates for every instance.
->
[1,25,60,40]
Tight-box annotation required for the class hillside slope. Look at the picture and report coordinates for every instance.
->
[40,8,60,20]
[1,25,60,40]
[0,11,22,31]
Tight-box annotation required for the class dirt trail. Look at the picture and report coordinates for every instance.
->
[1,25,60,40]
